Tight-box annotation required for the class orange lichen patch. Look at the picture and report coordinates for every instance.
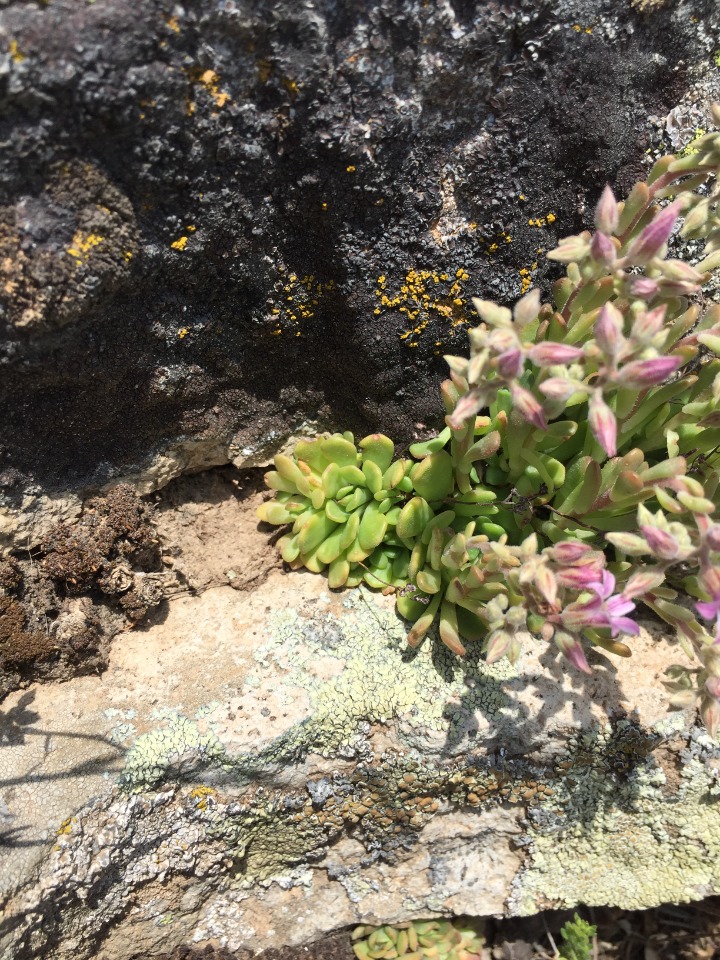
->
[346,165,356,173]
[171,236,189,251]
[190,785,217,810]
[178,327,189,339]
[66,232,104,262]
[527,213,556,228]
[165,15,180,33]
[374,267,473,348]
[9,40,25,63]
[187,67,231,110]
[267,273,334,336]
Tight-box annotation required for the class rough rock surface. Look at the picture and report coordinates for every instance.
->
[2,485,720,960]
[0,0,718,516]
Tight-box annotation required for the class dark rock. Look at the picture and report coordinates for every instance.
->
[0,0,715,496]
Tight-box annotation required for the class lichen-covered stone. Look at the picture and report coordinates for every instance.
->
[2,572,719,959]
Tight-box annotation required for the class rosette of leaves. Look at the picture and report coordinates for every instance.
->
[351,919,485,960]
[257,429,504,654]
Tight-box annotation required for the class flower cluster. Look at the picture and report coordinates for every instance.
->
[260,105,720,735]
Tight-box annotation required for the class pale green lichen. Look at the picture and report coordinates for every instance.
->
[511,723,720,913]
[121,589,515,791]
[122,713,228,790]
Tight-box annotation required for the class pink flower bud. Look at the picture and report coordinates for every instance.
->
[496,347,524,379]
[527,342,585,367]
[594,303,623,358]
[700,696,720,738]
[554,631,592,673]
[661,259,705,283]
[622,568,665,598]
[539,377,587,401]
[513,288,541,329]
[639,525,680,560]
[555,565,606,590]
[485,629,513,664]
[605,532,652,556]
[447,388,483,430]
[546,235,591,263]
[589,391,617,457]
[616,355,683,388]
[550,541,594,564]
[535,564,559,607]
[630,304,667,341]
[595,185,619,235]
[627,201,682,266]
[706,526,720,551]
[511,383,547,431]
[590,231,616,265]
[706,676,720,700]
[628,277,660,300]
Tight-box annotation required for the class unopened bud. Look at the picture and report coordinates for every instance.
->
[605,532,651,555]
[550,541,594,564]
[639,525,680,560]
[631,304,667,342]
[590,231,616,265]
[554,631,592,674]
[616,355,683,388]
[546,234,591,263]
[539,377,588,401]
[595,185,620,235]
[589,390,617,458]
[700,696,720,738]
[485,629,513,664]
[496,347,524,379]
[527,342,585,367]
[594,302,624,357]
[623,567,665,598]
[513,287,541,329]
[628,277,660,299]
[472,298,512,328]
[444,355,469,377]
[627,201,681,266]
[511,383,547,431]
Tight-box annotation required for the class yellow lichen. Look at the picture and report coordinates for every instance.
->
[9,40,25,63]
[187,67,231,111]
[66,232,104,262]
[171,236,189,251]
[267,272,334,335]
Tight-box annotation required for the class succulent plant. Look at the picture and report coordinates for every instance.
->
[351,919,485,960]
[259,104,720,735]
